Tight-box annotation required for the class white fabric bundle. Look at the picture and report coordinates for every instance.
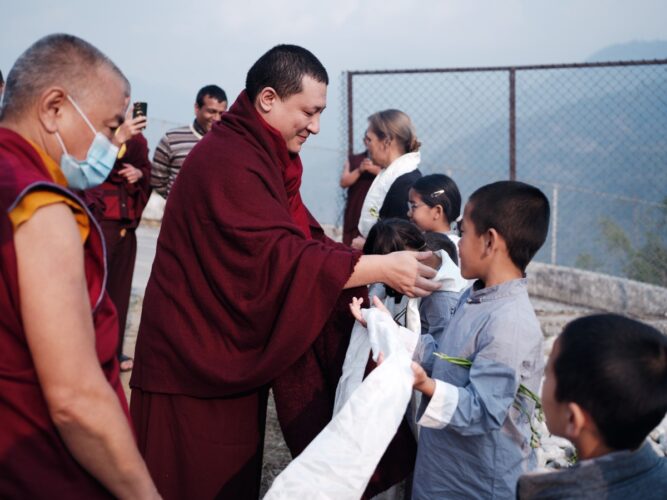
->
[264,309,414,499]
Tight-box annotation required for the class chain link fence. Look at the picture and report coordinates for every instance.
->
[341,60,667,286]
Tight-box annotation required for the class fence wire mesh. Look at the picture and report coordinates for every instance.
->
[342,60,667,286]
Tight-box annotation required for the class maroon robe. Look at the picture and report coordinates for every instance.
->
[85,134,152,359]
[342,151,376,246]
[130,92,414,499]
[0,127,126,498]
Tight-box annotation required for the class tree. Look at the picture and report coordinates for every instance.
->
[596,197,667,287]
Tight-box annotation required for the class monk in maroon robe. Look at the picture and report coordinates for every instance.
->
[0,34,157,498]
[85,130,152,371]
[341,151,380,246]
[130,44,438,499]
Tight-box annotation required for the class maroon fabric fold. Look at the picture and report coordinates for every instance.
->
[257,109,312,239]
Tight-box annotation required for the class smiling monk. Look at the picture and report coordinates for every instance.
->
[130,44,439,499]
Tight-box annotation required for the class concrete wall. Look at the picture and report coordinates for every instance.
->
[527,262,667,332]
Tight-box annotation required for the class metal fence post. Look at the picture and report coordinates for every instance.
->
[551,184,559,265]
[346,72,354,158]
[509,68,516,181]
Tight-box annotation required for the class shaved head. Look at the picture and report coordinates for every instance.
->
[0,33,129,120]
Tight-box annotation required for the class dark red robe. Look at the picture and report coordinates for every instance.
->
[85,134,152,359]
[342,151,376,246]
[0,127,126,498]
[130,92,414,499]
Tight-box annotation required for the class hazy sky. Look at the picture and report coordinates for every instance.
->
[1,0,665,221]
[2,0,665,139]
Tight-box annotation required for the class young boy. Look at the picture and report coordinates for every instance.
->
[402,180,550,498]
[517,314,667,499]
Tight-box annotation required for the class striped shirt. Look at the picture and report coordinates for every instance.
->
[151,122,203,198]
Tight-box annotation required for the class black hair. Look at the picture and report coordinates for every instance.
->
[245,44,328,102]
[554,314,667,451]
[412,174,461,226]
[364,218,426,300]
[467,181,550,272]
[364,218,426,255]
[0,69,4,85]
[196,85,227,107]
[424,232,458,266]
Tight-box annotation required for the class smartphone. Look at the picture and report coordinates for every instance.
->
[133,101,147,119]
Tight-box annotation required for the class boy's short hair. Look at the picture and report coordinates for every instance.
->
[468,181,549,271]
[555,314,667,450]
[424,231,458,266]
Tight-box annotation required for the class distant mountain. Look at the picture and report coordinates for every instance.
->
[586,40,667,62]
[417,56,667,273]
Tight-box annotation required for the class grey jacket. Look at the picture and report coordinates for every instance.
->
[517,440,667,499]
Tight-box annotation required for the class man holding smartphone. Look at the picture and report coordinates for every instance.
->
[151,85,227,199]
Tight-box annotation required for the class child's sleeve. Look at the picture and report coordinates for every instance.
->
[417,313,536,433]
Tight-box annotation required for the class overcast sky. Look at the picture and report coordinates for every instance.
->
[2,0,665,221]
[3,1,665,137]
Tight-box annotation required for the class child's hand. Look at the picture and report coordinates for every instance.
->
[349,297,367,326]
[411,362,436,397]
[370,295,390,315]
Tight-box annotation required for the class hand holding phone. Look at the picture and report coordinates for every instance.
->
[133,101,147,119]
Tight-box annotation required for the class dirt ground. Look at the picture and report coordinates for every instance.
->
[260,393,292,496]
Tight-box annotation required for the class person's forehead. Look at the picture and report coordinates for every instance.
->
[83,75,127,121]
[285,75,327,107]
[201,95,226,107]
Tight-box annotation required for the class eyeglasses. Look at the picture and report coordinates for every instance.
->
[407,202,427,212]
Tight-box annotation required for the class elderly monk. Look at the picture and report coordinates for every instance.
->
[0,34,159,498]
[130,44,438,499]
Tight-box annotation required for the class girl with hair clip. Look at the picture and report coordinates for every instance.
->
[408,173,462,245]
[352,109,422,250]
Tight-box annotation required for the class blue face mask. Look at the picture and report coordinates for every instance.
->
[54,95,119,190]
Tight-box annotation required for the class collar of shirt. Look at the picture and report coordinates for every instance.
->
[466,277,528,303]
[191,119,206,139]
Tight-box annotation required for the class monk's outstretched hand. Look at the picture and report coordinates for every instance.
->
[383,251,439,298]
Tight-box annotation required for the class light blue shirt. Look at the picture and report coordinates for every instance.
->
[412,278,544,500]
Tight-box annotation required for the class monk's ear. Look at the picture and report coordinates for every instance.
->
[256,87,278,113]
[37,87,67,133]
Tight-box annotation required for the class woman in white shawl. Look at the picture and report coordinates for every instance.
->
[352,109,422,250]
